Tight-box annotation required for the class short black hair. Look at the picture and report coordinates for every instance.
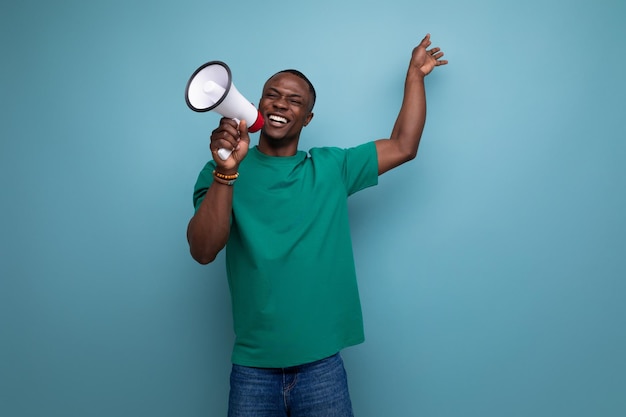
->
[275,69,316,111]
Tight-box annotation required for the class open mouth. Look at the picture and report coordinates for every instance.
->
[268,114,288,125]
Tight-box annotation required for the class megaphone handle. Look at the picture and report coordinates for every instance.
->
[217,148,232,160]
[215,117,240,161]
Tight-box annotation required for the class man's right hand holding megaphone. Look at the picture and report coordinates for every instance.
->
[209,118,251,175]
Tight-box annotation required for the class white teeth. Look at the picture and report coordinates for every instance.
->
[269,115,287,124]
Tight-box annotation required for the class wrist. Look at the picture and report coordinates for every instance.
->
[406,67,426,81]
[213,170,239,186]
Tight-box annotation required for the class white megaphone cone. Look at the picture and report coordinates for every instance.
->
[185,61,264,160]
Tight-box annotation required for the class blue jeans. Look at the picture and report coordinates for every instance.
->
[228,353,354,417]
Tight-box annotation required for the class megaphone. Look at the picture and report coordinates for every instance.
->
[185,61,264,160]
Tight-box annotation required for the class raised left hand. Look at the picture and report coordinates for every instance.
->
[412,34,448,76]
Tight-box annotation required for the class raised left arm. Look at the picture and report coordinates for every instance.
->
[375,34,447,175]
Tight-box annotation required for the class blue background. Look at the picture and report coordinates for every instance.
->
[2,1,625,416]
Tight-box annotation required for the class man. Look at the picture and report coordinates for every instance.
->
[188,34,447,417]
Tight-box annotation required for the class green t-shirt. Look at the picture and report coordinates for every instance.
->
[193,142,379,368]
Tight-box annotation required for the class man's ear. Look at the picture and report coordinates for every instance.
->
[304,112,314,127]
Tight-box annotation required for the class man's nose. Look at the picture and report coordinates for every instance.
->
[272,96,288,109]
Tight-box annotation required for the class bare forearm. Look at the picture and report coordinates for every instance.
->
[390,68,427,158]
[376,69,426,174]
[187,182,233,264]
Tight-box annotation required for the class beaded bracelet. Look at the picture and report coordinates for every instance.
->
[212,170,238,186]
[213,170,239,180]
